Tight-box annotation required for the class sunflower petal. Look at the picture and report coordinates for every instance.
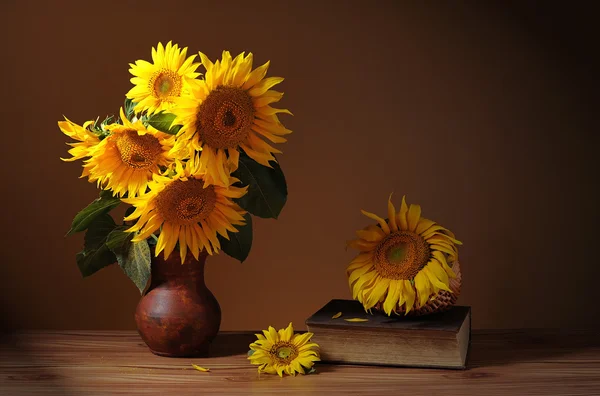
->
[414,271,431,307]
[191,364,210,372]
[387,194,398,232]
[415,218,436,235]
[382,279,401,315]
[397,195,409,230]
[402,280,416,314]
[360,210,391,234]
[423,266,451,293]
[407,204,421,232]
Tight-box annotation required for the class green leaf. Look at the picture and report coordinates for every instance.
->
[84,214,116,248]
[76,213,118,277]
[146,111,181,135]
[218,213,253,262]
[105,228,132,251]
[247,349,255,357]
[124,98,136,121]
[67,190,121,236]
[232,153,287,219]
[109,236,151,294]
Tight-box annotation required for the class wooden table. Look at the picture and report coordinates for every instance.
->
[1,330,599,395]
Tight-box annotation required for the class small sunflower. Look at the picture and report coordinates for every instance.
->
[347,195,462,315]
[122,157,247,263]
[127,41,201,115]
[172,51,292,186]
[83,108,178,197]
[58,117,100,176]
[248,323,320,377]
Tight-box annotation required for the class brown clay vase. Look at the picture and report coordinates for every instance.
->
[135,250,221,357]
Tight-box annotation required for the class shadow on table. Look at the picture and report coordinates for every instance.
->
[209,332,258,358]
[0,305,78,396]
[467,329,600,368]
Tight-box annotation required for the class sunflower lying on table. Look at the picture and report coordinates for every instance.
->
[248,323,320,377]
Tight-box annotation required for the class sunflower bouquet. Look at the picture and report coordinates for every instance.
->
[60,42,291,292]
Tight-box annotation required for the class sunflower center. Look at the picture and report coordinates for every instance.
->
[114,130,163,170]
[150,69,182,99]
[374,231,431,280]
[270,342,298,365]
[196,86,254,149]
[155,179,217,225]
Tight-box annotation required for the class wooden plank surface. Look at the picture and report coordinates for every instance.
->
[1,330,599,395]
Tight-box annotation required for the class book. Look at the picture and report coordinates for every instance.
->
[305,299,471,369]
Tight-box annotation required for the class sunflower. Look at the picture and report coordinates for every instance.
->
[172,50,292,186]
[122,157,247,263]
[126,41,201,115]
[83,108,178,197]
[346,195,462,315]
[58,117,100,175]
[248,323,320,377]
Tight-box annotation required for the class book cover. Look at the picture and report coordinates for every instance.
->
[306,299,471,369]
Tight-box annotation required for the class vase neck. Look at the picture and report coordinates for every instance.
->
[150,250,208,283]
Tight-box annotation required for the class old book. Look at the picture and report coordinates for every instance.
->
[305,299,471,369]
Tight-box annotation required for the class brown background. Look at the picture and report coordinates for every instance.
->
[1,1,597,332]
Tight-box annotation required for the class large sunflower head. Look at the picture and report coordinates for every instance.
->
[126,41,201,115]
[346,195,462,315]
[122,157,247,263]
[248,323,320,377]
[172,50,292,186]
[83,108,178,197]
[58,117,100,165]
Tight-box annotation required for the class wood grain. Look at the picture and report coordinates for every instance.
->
[1,330,599,395]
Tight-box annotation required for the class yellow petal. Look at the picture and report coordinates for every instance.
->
[179,225,188,263]
[430,244,457,256]
[242,60,270,89]
[355,228,385,242]
[422,225,453,239]
[351,271,377,300]
[344,318,369,322]
[387,193,398,232]
[414,271,431,307]
[364,277,390,309]
[423,266,451,293]
[331,312,342,319]
[284,322,294,341]
[396,195,408,230]
[426,236,458,248]
[426,259,448,286]
[191,364,210,372]
[348,263,372,284]
[402,280,415,314]
[291,331,313,347]
[360,210,390,234]
[382,280,400,315]
[346,254,373,273]
[427,232,463,246]
[415,218,436,235]
[248,76,284,97]
[432,251,456,278]
[396,280,405,308]
[407,204,421,232]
